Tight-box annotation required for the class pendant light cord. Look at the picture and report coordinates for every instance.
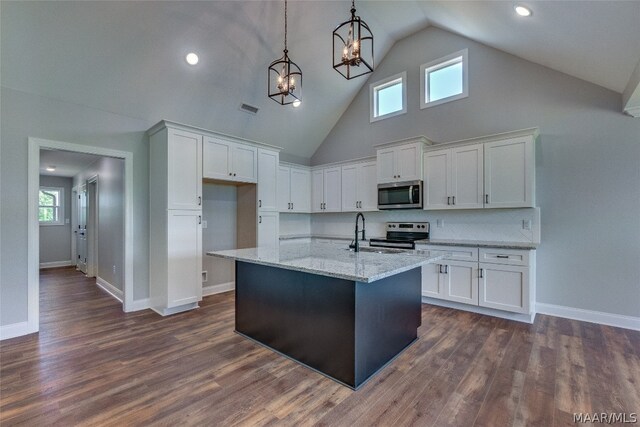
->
[284,0,288,52]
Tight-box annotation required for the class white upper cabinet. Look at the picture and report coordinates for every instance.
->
[203,136,257,183]
[376,141,426,183]
[312,167,342,212]
[167,128,202,210]
[279,165,311,213]
[257,148,279,212]
[424,144,483,210]
[484,136,535,208]
[341,161,377,212]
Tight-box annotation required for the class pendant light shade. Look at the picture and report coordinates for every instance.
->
[268,0,302,105]
[333,0,374,80]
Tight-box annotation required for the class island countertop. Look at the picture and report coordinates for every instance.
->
[207,243,447,283]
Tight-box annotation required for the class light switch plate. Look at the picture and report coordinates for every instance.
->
[522,219,531,230]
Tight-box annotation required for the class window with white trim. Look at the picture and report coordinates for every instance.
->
[370,71,407,122]
[420,49,468,109]
[39,187,64,226]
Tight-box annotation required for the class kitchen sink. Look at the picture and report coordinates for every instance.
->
[345,246,409,254]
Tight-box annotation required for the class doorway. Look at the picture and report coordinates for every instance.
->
[28,137,134,336]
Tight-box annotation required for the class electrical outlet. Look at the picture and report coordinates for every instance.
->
[112,265,116,275]
[522,220,532,230]
[202,271,208,283]
[202,220,208,229]
[436,219,444,228]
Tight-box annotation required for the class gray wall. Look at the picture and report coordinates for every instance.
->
[0,87,150,326]
[73,157,125,290]
[39,175,72,264]
[312,26,640,318]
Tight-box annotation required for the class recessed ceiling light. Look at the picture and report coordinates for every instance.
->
[46,166,56,172]
[185,52,199,65]
[292,99,301,108]
[514,5,532,17]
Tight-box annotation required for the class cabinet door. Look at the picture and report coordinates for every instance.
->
[323,167,342,212]
[167,210,202,308]
[203,136,232,180]
[358,161,378,211]
[341,164,358,212]
[479,264,529,313]
[377,148,396,183]
[441,261,478,305]
[396,143,422,181]
[257,149,278,211]
[168,129,202,210]
[484,137,534,208]
[258,211,279,248]
[232,144,258,183]
[290,168,311,213]
[451,144,484,209]
[421,262,445,298]
[311,170,325,212]
[277,166,291,212]
[423,149,451,210]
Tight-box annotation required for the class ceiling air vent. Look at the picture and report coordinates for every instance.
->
[239,103,259,115]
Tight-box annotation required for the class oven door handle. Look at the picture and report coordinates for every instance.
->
[409,185,414,204]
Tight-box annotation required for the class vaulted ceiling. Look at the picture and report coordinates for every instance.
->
[2,1,639,160]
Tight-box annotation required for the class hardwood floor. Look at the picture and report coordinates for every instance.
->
[1,267,639,426]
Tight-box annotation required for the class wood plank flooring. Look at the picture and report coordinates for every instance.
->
[1,267,639,426]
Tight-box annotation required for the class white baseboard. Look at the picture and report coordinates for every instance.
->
[536,303,640,331]
[203,281,235,296]
[126,298,150,312]
[96,277,123,303]
[39,260,73,269]
[422,296,536,324]
[0,320,38,341]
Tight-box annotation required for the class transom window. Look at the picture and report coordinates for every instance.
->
[421,49,468,108]
[39,187,64,226]
[370,71,407,122]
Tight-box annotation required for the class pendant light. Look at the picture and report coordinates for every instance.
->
[268,0,302,106]
[332,0,374,80]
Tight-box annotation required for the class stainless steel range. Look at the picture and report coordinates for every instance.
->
[369,222,430,250]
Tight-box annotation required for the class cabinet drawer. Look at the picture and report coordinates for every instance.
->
[479,248,529,266]
[420,245,478,262]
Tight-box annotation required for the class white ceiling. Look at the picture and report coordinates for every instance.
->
[40,149,103,177]
[3,1,639,160]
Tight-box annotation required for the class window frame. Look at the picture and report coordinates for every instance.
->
[39,186,65,226]
[420,49,468,109]
[369,71,407,122]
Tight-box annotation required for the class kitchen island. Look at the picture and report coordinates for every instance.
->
[207,243,446,389]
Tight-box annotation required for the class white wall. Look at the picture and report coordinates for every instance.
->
[73,157,125,290]
[0,87,150,326]
[311,26,640,318]
[202,182,236,288]
[39,175,72,265]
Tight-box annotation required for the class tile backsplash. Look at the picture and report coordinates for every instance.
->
[304,208,540,243]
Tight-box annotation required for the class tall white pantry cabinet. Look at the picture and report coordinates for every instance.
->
[149,123,204,316]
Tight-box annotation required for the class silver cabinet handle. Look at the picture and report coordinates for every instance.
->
[259,216,262,224]
[198,196,202,206]
[447,196,451,205]
[452,196,455,205]
[258,199,262,208]
[444,265,449,274]
[479,268,484,278]
[496,255,509,259]
[290,202,292,209]
[438,264,442,274]
[292,203,294,210]
[198,215,202,224]
[485,194,489,204]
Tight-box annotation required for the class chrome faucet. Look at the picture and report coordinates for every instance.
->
[350,213,366,252]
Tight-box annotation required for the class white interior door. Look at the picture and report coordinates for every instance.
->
[76,185,88,274]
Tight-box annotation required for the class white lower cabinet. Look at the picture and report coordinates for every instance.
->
[421,245,535,318]
[150,209,203,316]
[258,211,279,248]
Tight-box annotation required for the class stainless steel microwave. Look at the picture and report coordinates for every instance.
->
[377,180,423,210]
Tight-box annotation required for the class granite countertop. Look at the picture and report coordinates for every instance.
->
[207,243,447,283]
[414,239,538,250]
[279,235,538,250]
